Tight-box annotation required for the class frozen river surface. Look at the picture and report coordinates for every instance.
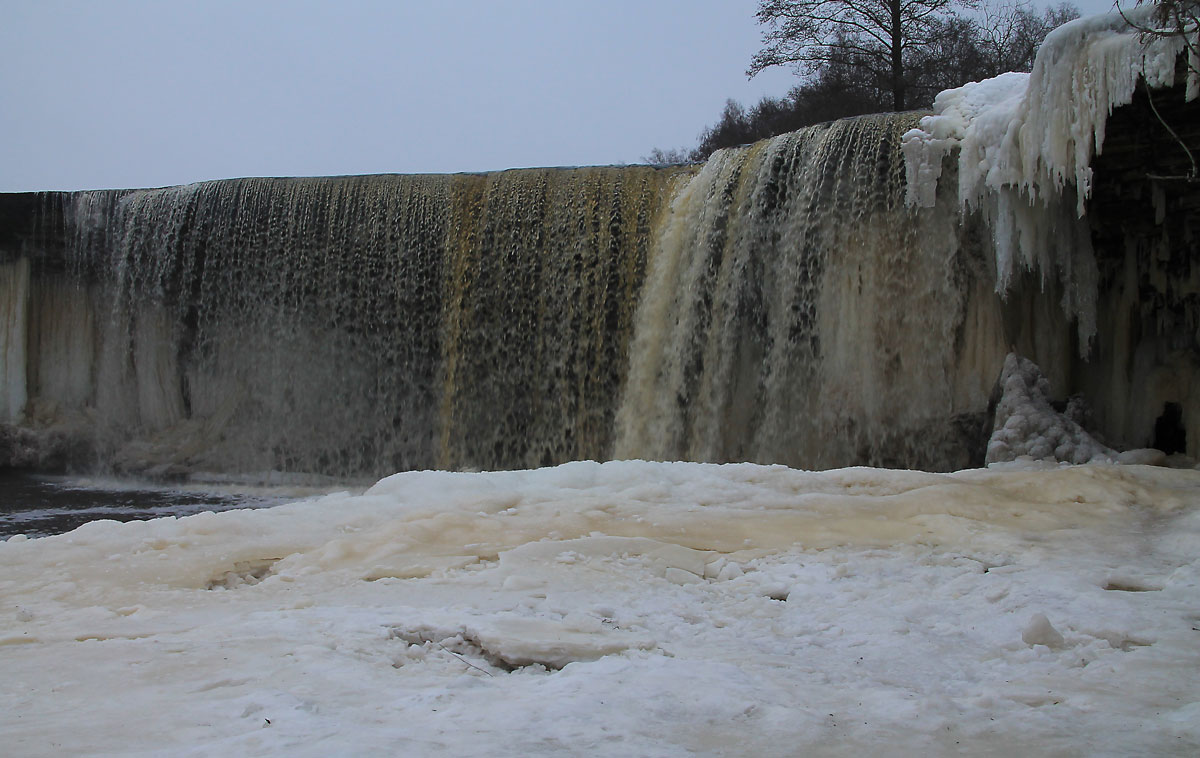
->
[2,460,1198,756]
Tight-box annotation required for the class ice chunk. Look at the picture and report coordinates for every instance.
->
[664,567,704,585]
[1117,448,1168,466]
[1022,613,1066,648]
[392,616,655,670]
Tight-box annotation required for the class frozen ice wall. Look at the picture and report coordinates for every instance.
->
[903,8,1199,351]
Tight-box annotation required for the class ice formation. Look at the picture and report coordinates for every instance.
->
[903,7,1199,348]
[2,460,1198,755]
[986,352,1118,464]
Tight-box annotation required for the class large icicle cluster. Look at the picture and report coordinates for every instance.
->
[903,7,1198,350]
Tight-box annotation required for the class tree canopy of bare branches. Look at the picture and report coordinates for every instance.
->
[748,0,966,110]
[646,1,1081,164]
[1129,0,1199,84]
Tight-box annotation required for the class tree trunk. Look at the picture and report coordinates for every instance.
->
[890,0,906,110]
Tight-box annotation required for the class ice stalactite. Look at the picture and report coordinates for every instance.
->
[902,8,1199,353]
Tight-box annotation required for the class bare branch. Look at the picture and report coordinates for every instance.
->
[748,0,970,109]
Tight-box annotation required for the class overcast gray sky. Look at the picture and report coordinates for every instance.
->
[2,0,1120,191]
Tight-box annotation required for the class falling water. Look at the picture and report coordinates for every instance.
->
[616,115,1005,470]
[12,168,689,477]
[1,115,1013,479]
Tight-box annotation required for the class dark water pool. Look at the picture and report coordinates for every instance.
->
[0,471,292,538]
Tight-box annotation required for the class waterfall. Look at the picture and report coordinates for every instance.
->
[615,115,1004,470]
[15,168,691,477]
[2,116,1014,478]
[2,11,1194,479]
[0,258,30,424]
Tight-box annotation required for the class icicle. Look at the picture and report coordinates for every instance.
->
[901,8,1195,352]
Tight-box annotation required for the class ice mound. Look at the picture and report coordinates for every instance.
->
[1021,612,1067,648]
[986,353,1117,464]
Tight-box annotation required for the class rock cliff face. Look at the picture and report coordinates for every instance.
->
[1079,80,1200,455]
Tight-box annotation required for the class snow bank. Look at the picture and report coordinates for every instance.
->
[3,460,1199,755]
[903,8,1198,348]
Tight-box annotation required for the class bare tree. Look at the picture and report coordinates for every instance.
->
[974,1,1080,76]
[747,0,971,110]
[642,147,696,165]
[645,0,1082,163]
[907,1,1079,98]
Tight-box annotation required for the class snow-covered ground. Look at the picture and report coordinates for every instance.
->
[3,460,1198,756]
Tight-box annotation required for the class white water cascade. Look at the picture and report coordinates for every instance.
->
[615,115,1005,469]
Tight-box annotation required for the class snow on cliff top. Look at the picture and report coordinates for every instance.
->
[902,7,1197,349]
[903,7,1195,212]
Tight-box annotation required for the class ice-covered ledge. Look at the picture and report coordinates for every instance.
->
[902,7,1198,349]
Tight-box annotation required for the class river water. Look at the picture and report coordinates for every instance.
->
[0,471,297,538]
